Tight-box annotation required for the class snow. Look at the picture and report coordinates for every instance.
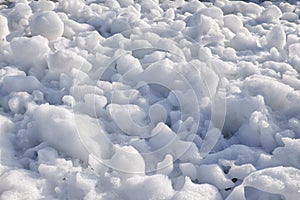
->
[173,177,222,200]
[265,25,286,50]
[32,104,90,162]
[10,36,50,72]
[29,11,64,40]
[1,0,300,199]
[47,49,92,77]
[119,174,174,200]
[106,145,145,174]
[197,164,234,190]
[0,15,9,40]
[228,166,300,200]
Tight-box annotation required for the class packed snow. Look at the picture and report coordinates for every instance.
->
[0,0,300,199]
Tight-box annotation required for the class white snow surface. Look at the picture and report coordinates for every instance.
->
[0,0,300,199]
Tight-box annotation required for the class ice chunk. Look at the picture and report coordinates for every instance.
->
[165,8,175,20]
[200,7,223,21]
[181,0,205,14]
[0,15,9,40]
[221,47,237,61]
[106,145,145,174]
[8,92,32,114]
[107,104,148,136]
[229,32,257,51]
[226,1,262,16]
[195,60,219,97]
[237,117,261,147]
[116,54,142,74]
[243,167,300,200]
[200,128,221,157]
[256,5,282,23]
[62,95,75,107]
[62,18,94,38]
[116,54,143,84]
[149,103,167,124]
[243,111,278,153]
[75,172,98,194]
[223,95,265,135]
[38,158,74,182]
[198,46,212,62]
[119,174,174,200]
[140,60,188,92]
[57,0,86,18]
[279,2,295,13]
[173,177,222,200]
[272,138,300,168]
[84,94,107,109]
[0,170,44,199]
[274,130,295,146]
[186,14,220,36]
[10,36,50,71]
[37,147,58,164]
[2,75,40,93]
[118,0,134,7]
[33,104,88,160]
[156,154,173,175]
[171,20,186,31]
[111,18,131,34]
[105,0,120,9]
[243,75,293,112]
[197,164,234,189]
[179,163,197,181]
[228,164,256,180]
[226,185,246,200]
[176,140,200,163]
[47,49,92,77]
[110,89,139,104]
[261,61,297,77]
[70,85,103,101]
[149,123,176,150]
[265,25,286,50]
[281,12,298,22]
[289,43,300,58]
[30,0,55,12]
[223,14,243,33]
[139,0,163,14]
[0,114,16,167]
[6,2,32,33]
[29,11,64,40]
[33,104,112,162]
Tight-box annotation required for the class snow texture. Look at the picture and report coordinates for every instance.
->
[0,0,300,199]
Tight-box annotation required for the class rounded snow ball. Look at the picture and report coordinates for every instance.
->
[29,11,64,40]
